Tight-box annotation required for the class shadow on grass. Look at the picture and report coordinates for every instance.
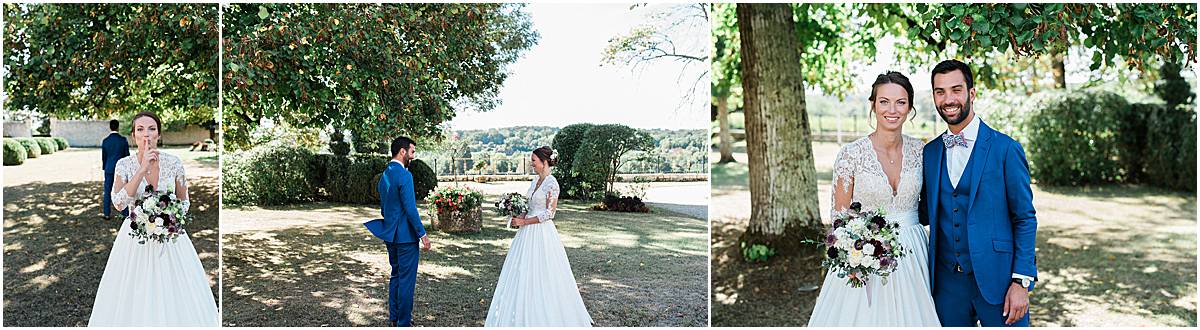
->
[222,200,708,327]
[3,177,221,327]
[709,219,826,327]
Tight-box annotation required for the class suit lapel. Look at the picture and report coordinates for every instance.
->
[965,121,995,215]
[927,139,944,225]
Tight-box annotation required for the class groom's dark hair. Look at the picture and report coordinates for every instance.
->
[109,119,120,131]
[391,136,416,158]
[932,59,974,90]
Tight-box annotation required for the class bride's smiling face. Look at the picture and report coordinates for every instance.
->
[531,153,546,173]
[872,83,912,132]
[132,116,160,148]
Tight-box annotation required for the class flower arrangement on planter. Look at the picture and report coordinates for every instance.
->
[429,185,484,233]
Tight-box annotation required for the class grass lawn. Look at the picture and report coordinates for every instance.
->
[221,183,709,327]
[3,147,220,326]
[710,142,1196,327]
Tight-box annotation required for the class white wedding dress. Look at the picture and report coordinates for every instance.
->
[485,174,593,327]
[808,135,941,326]
[89,152,219,327]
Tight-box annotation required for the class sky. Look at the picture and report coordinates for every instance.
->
[445,3,709,131]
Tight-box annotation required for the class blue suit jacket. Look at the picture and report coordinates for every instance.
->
[101,132,130,174]
[365,161,426,244]
[918,121,1038,305]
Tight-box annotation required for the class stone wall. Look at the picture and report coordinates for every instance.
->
[49,119,212,147]
[3,121,33,138]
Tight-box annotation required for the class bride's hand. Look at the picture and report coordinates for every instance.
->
[139,149,159,169]
[511,217,522,227]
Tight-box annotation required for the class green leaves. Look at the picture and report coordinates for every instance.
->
[256,6,269,19]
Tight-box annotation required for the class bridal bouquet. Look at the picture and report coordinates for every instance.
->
[494,192,529,228]
[822,202,907,288]
[127,185,192,244]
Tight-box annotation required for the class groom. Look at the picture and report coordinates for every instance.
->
[919,60,1038,327]
[365,136,432,327]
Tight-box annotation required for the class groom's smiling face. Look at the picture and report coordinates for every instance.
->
[932,70,975,127]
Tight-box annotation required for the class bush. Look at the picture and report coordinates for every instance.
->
[4,139,27,165]
[329,130,351,156]
[16,138,41,158]
[351,132,389,155]
[592,192,650,213]
[35,137,58,154]
[551,123,594,199]
[410,159,437,201]
[323,154,389,204]
[53,137,69,150]
[222,143,320,205]
[1024,89,1128,186]
[1141,104,1196,191]
[572,124,654,199]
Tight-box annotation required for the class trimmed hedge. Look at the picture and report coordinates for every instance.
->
[222,144,321,206]
[53,137,69,150]
[15,138,41,158]
[551,123,594,199]
[34,137,58,155]
[323,154,389,204]
[1120,103,1196,191]
[1024,89,1128,186]
[410,159,437,201]
[4,139,27,165]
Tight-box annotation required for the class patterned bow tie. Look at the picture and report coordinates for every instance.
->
[942,132,968,149]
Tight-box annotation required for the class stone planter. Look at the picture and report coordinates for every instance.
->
[433,204,482,234]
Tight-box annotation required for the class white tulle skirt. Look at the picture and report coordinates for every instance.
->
[88,218,219,327]
[807,211,941,326]
[485,220,593,327]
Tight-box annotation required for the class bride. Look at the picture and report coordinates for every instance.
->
[89,112,219,326]
[485,146,593,327]
[807,72,940,326]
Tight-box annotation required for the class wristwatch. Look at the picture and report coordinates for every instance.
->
[1012,277,1032,289]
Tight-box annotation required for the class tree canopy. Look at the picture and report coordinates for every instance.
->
[3,3,218,129]
[222,3,538,150]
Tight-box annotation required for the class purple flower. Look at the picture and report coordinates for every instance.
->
[129,220,138,231]
[825,234,837,245]
[868,240,885,257]
[826,246,839,259]
[854,239,865,250]
[832,219,845,229]
[159,194,172,206]
[880,257,894,268]
[849,202,862,212]
[871,215,887,228]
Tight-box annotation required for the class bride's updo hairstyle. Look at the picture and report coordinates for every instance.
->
[868,71,917,120]
[532,146,556,167]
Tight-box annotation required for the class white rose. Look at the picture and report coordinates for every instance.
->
[862,243,876,256]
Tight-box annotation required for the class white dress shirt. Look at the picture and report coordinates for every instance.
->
[944,114,1035,287]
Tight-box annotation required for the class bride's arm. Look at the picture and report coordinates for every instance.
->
[174,160,191,212]
[111,174,133,212]
[830,146,855,214]
[519,179,558,225]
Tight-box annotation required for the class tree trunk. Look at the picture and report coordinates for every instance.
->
[736,3,824,252]
[717,94,737,163]
[1051,49,1066,89]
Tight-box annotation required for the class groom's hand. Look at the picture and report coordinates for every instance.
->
[1003,282,1029,325]
[421,235,431,251]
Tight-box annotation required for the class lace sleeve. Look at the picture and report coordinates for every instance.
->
[543,177,559,221]
[173,157,191,213]
[110,158,136,212]
[830,143,857,215]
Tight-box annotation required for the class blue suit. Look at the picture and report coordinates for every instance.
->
[101,132,130,218]
[364,161,426,326]
[919,121,1038,327]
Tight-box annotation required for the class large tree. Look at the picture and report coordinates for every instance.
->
[3,3,218,129]
[735,3,825,250]
[222,3,538,150]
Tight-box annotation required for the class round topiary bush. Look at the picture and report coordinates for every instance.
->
[4,139,28,165]
[551,123,595,199]
[410,158,437,201]
[324,154,389,204]
[222,143,320,206]
[1024,89,1128,186]
[53,137,69,150]
[35,137,58,154]
[16,138,41,159]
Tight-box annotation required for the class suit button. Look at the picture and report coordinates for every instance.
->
[954,223,960,227]
[955,237,960,242]
[955,252,961,257]
[953,208,959,212]
[953,192,958,197]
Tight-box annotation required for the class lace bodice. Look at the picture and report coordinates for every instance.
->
[110,151,189,212]
[831,135,924,215]
[526,174,559,222]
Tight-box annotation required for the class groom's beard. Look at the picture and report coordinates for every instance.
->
[936,95,973,126]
